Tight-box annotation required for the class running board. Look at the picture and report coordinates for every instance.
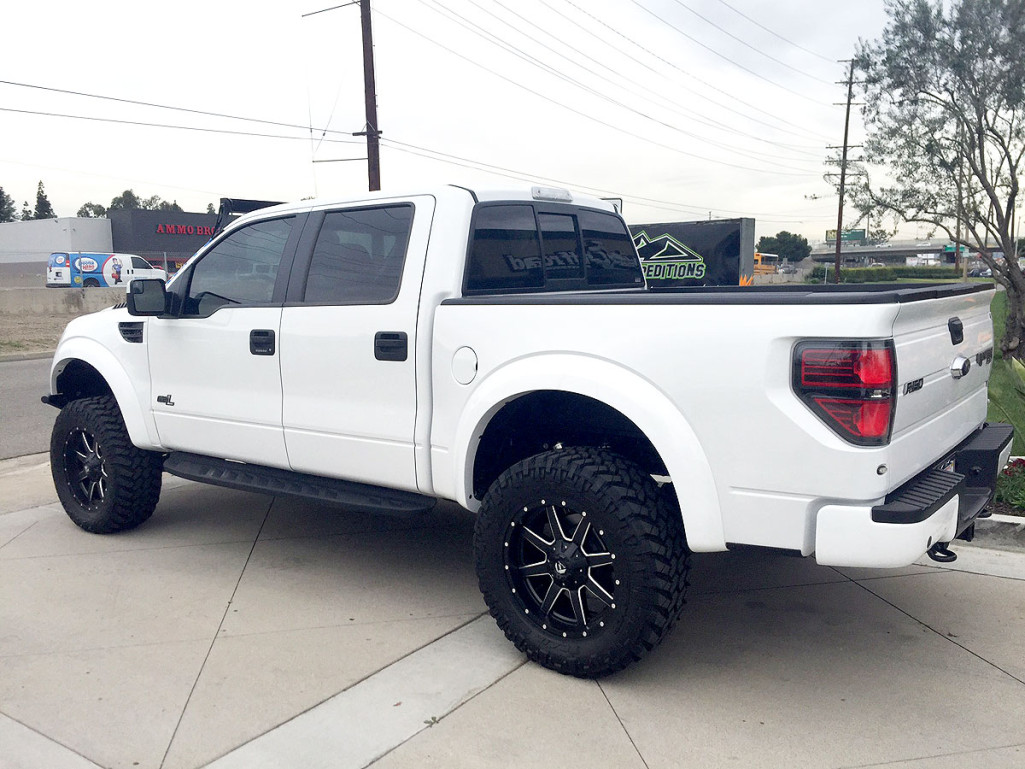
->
[163,452,436,515]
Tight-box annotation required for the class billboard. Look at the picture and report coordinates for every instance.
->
[826,228,867,243]
[629,218,755,288]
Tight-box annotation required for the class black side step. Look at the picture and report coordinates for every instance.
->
[163,452,436,515]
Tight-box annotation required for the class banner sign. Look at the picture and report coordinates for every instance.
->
[630,218,755,288]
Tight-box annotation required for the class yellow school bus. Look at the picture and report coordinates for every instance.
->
[753,252,779,275]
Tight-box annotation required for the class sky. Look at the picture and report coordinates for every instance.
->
[1,0,894,244]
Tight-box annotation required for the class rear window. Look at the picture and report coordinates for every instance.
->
[465,205,543,293]
[465,204,641,294]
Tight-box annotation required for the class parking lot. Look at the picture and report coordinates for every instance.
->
[3,453,1025,769]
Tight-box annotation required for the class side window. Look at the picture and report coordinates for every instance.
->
[131,256,151,270]
[184,217,293,316]
[465,205,543,293]
[303,205,413,304]
[578,211,644,287]
[538,213,583,282]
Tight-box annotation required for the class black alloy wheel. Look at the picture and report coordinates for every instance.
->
[51,396,163,533]
[475,447,690,678]
[505,498,619,639]
[63,427,109,508]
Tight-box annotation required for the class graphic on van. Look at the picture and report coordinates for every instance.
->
[47,252,160,288]
[105,256,123,285]
[75,256,99,273]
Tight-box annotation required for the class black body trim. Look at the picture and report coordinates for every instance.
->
[871,422,1014,530]
[163,452,436,515]
[118,322,144,343]
[444,282,992,306]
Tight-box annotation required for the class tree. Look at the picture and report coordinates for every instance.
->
[33,181,56,220]
[108,189,142,210]
[756,231,811,263]
[206,202,216,214]
[20,201,31,220]
[140,196,182,212]
[848,0,1025,360]
[0,187,16,223]
[109,190,183,212]
[77,202,107,218]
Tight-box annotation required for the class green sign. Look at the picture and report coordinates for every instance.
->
[826,229,867,243]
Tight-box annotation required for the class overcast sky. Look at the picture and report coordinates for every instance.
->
[2,0,893,243]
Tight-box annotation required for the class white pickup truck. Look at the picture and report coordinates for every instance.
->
[44,184,1013,677]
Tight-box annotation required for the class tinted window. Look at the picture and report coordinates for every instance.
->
[184,217,293,315]
[304,205,413,304]
[466,205,543,292]
[131,257,152,269]
[538,213,583,282]
[579,211,643,286]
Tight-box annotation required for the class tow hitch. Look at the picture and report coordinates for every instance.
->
[926,542,957,563]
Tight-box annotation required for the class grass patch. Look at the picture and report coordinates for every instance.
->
[996,458,1025,515]
[0,340,28,352]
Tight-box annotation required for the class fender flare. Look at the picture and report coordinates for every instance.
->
[451,353,725,552]
[50,337,161,450]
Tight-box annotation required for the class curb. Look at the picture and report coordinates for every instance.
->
[0,350,55,363]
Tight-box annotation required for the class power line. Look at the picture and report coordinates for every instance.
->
[0,105,362,145]
[624,0,829,106]
[714,0,834,63]
[422,0,820,171]
[375,7,819,178]
[665,0,833,84]
[553,0,830,142]
[381,136,827,222]
[464,0,825,163]
[0,80,317,134]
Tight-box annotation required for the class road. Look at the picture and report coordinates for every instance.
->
[0,357,54,459]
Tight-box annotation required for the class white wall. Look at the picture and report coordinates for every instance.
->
[0,218,112,264]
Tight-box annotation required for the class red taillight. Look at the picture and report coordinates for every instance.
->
[794,341,896,446]
[800,347,894,389]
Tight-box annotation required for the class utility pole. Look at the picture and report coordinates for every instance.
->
[301,0,381,192]
[831,60,856,285]
[357,0,382,191]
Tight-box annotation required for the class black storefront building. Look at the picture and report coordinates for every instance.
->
[109,209,217,275]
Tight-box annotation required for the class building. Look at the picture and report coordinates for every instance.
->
[108,209,216,273]
[0,209,216,286]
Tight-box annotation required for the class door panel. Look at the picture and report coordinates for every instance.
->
[148,308,287,466]
[147,215,301,467]
[280,198,433,491]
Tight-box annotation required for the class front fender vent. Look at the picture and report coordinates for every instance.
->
[118,322,144,344]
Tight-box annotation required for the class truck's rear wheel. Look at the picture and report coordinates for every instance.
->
[474,447,689,678]
[83,278,100,287]
[51,396,163,533]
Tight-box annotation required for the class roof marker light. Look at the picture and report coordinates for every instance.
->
[531,186,573,203]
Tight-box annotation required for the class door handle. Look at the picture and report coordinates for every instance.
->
[250,329,276,356]
[375,331,408,362]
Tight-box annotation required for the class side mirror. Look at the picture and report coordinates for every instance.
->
[127,279,168,316]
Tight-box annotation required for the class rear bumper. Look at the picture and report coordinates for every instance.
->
[815,423,1014,568]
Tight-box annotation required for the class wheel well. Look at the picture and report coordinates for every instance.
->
[54,360,113,403]
[472,391,666,499]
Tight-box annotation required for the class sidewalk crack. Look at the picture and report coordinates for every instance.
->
[158,496,275,769]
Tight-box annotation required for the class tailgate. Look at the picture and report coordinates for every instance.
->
[890,288,996,437]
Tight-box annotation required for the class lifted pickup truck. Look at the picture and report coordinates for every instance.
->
[44,184,1013,677]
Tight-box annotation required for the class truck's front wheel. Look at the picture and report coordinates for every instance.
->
[474,447,689,678]
[51,396,163,533]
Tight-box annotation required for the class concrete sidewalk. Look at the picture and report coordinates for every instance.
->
[2,454,1024,769]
